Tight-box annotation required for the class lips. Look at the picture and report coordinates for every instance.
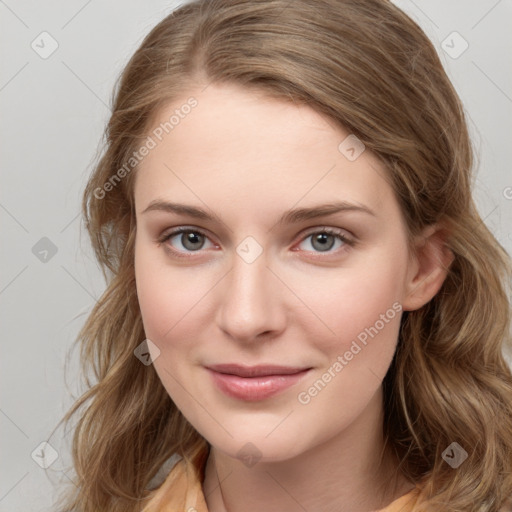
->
[205,363,312,401]
[206,363,310,377]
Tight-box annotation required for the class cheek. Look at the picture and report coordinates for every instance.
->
[135,243,191,344]
[293,259,405,426]
[134,249,202,401]
[292,246,407,356]
[135,263,173,342]
[134,243,221,389]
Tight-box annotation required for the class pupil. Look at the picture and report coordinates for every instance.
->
[313,233,334,252]
[184,232,203,250]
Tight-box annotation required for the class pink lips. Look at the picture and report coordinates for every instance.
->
[206,364,311,401]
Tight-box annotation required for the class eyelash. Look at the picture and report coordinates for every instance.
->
[157,226,356,259]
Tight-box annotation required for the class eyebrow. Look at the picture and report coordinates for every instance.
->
[140,199,376,225]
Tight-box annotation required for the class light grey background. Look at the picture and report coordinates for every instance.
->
[1,1,511,510]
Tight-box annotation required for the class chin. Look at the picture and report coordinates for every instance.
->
[200,423,311,465]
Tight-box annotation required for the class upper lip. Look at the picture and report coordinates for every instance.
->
[206,364,311,377]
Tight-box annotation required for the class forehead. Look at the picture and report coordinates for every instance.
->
[134,83,395,220]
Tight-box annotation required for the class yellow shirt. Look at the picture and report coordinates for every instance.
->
[141,457,421,512]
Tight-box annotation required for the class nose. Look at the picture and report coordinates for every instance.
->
[215,249,286,343]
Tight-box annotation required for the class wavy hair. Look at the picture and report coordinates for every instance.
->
[53,0,512,510]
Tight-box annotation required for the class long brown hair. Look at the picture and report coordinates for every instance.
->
[52,0,512,510]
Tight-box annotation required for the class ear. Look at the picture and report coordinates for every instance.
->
[402,222,455,312]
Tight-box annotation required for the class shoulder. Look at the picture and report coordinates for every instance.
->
[376,485,421,512]
[141,455,208,512]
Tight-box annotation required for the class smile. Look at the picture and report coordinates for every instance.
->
[205,364,312,401]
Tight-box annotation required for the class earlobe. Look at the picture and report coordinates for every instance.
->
[402,223,455,312]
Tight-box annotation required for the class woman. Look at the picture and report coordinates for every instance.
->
[54,0,512,510]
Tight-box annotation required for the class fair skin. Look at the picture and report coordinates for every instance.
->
[134,82,453,511]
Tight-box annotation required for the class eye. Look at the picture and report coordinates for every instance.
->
[158,227,215,256]
[157,226,355,259]
[296,228,354,254]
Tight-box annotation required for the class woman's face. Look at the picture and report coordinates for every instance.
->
[134,82,419,462]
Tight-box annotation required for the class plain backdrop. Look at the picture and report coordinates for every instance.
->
[1,1,511,510]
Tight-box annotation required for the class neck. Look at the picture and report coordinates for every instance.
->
[202,388,414,512]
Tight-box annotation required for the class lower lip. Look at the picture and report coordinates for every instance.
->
[207,368,311,401]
